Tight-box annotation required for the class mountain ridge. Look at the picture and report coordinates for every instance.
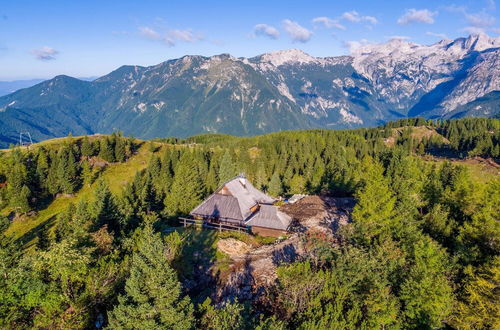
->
[0,34,498,147]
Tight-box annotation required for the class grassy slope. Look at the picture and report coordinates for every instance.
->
[422,156,499,184]
[384,126,449,147]
[5,141,164,249]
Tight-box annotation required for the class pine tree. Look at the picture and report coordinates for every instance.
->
[56,148,79,194]
[114,137,126,163]
[165,152,204,216]
[289,173,306,195]
[81,136,94,157]
[91,180,120,234]
[36,148,49,189]
[268,171,282,197]
[6,157,31,213]
[107,218,194,329]
[351,157,397,244]
[205,160,219,194]
[36,224,51,251]
[46,150,60,195]
[399,235,453,328]
[99,138,115,163]
[199,298,246,330]
[218,150,236,185]
[55,203,76,242]
[12,185,31,214]
[81,160,95,187]
[451,257,500,329]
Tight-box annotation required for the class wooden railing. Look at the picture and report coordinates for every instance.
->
[179,217,249,233]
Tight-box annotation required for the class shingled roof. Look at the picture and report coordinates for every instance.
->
[190,174,275,222]
[190,194,243,221]
[245,204,292,231]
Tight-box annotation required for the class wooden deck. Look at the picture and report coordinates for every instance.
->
[179,217,249,233]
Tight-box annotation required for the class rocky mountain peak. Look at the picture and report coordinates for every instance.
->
[258,49,318,66]
[464,33,500,51]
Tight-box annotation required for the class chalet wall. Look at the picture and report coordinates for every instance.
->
[251,226,287,237]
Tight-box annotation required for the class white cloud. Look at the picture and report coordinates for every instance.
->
[465,12,496,28]
[30,46,59,61]
[343,39,370,53]
[342,11,361,22]
[139,26,161,40]
[461,26,486,35]
[363,16,379,25]
[387,35,411,41]
[168,29,202,42]
[397,9,437,25]
[312,17,346,30]
[138,26,203,46]
[282,19,312,43]
[426,31,448,39]
[253,24,280,39]
[444,4,497,35]
[341,11,378,25]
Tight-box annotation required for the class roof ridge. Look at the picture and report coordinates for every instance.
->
[214,172,247,193]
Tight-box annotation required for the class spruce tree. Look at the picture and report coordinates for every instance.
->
[91,180,120,234]
[12,185,31,214]
[56,148,79,194]
[218,150,236,185]
[114,137,126,163]
[81,136,94,157]
[46,150,60,195]
[99,138,115,163]
[351,157,397,244]
[268,171,282,197]
[36,148,49,189]
[107,218,194,329]
[289,173,306,195]
[81,160,95,187]
[164,152,203,216]
[36,224,51,251]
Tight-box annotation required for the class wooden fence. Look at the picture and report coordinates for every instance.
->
[179,217,249,233]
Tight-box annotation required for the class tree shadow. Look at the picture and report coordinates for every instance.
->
[172,228,220,304]
[272,243,298,265]
[15,215,56,249]
[218,256,255,303]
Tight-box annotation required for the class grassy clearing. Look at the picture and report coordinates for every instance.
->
[385,126,449,147]
[5,142,162,249]
[423,156,499,184]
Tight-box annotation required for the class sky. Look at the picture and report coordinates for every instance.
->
[0,0,499,80]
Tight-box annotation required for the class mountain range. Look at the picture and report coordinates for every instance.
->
[0,33,498,147]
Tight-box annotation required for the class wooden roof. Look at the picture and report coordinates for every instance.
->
[189,174,275,222]
[190,193,243,221]
[245,204,292,231]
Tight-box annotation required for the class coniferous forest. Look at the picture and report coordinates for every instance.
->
[0,118,498,329]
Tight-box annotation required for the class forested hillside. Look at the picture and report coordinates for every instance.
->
[0,118,498,329]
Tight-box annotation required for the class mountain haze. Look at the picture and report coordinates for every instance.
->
[0,34,498,147]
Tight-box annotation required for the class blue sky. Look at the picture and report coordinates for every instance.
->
[0,0,498,80]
